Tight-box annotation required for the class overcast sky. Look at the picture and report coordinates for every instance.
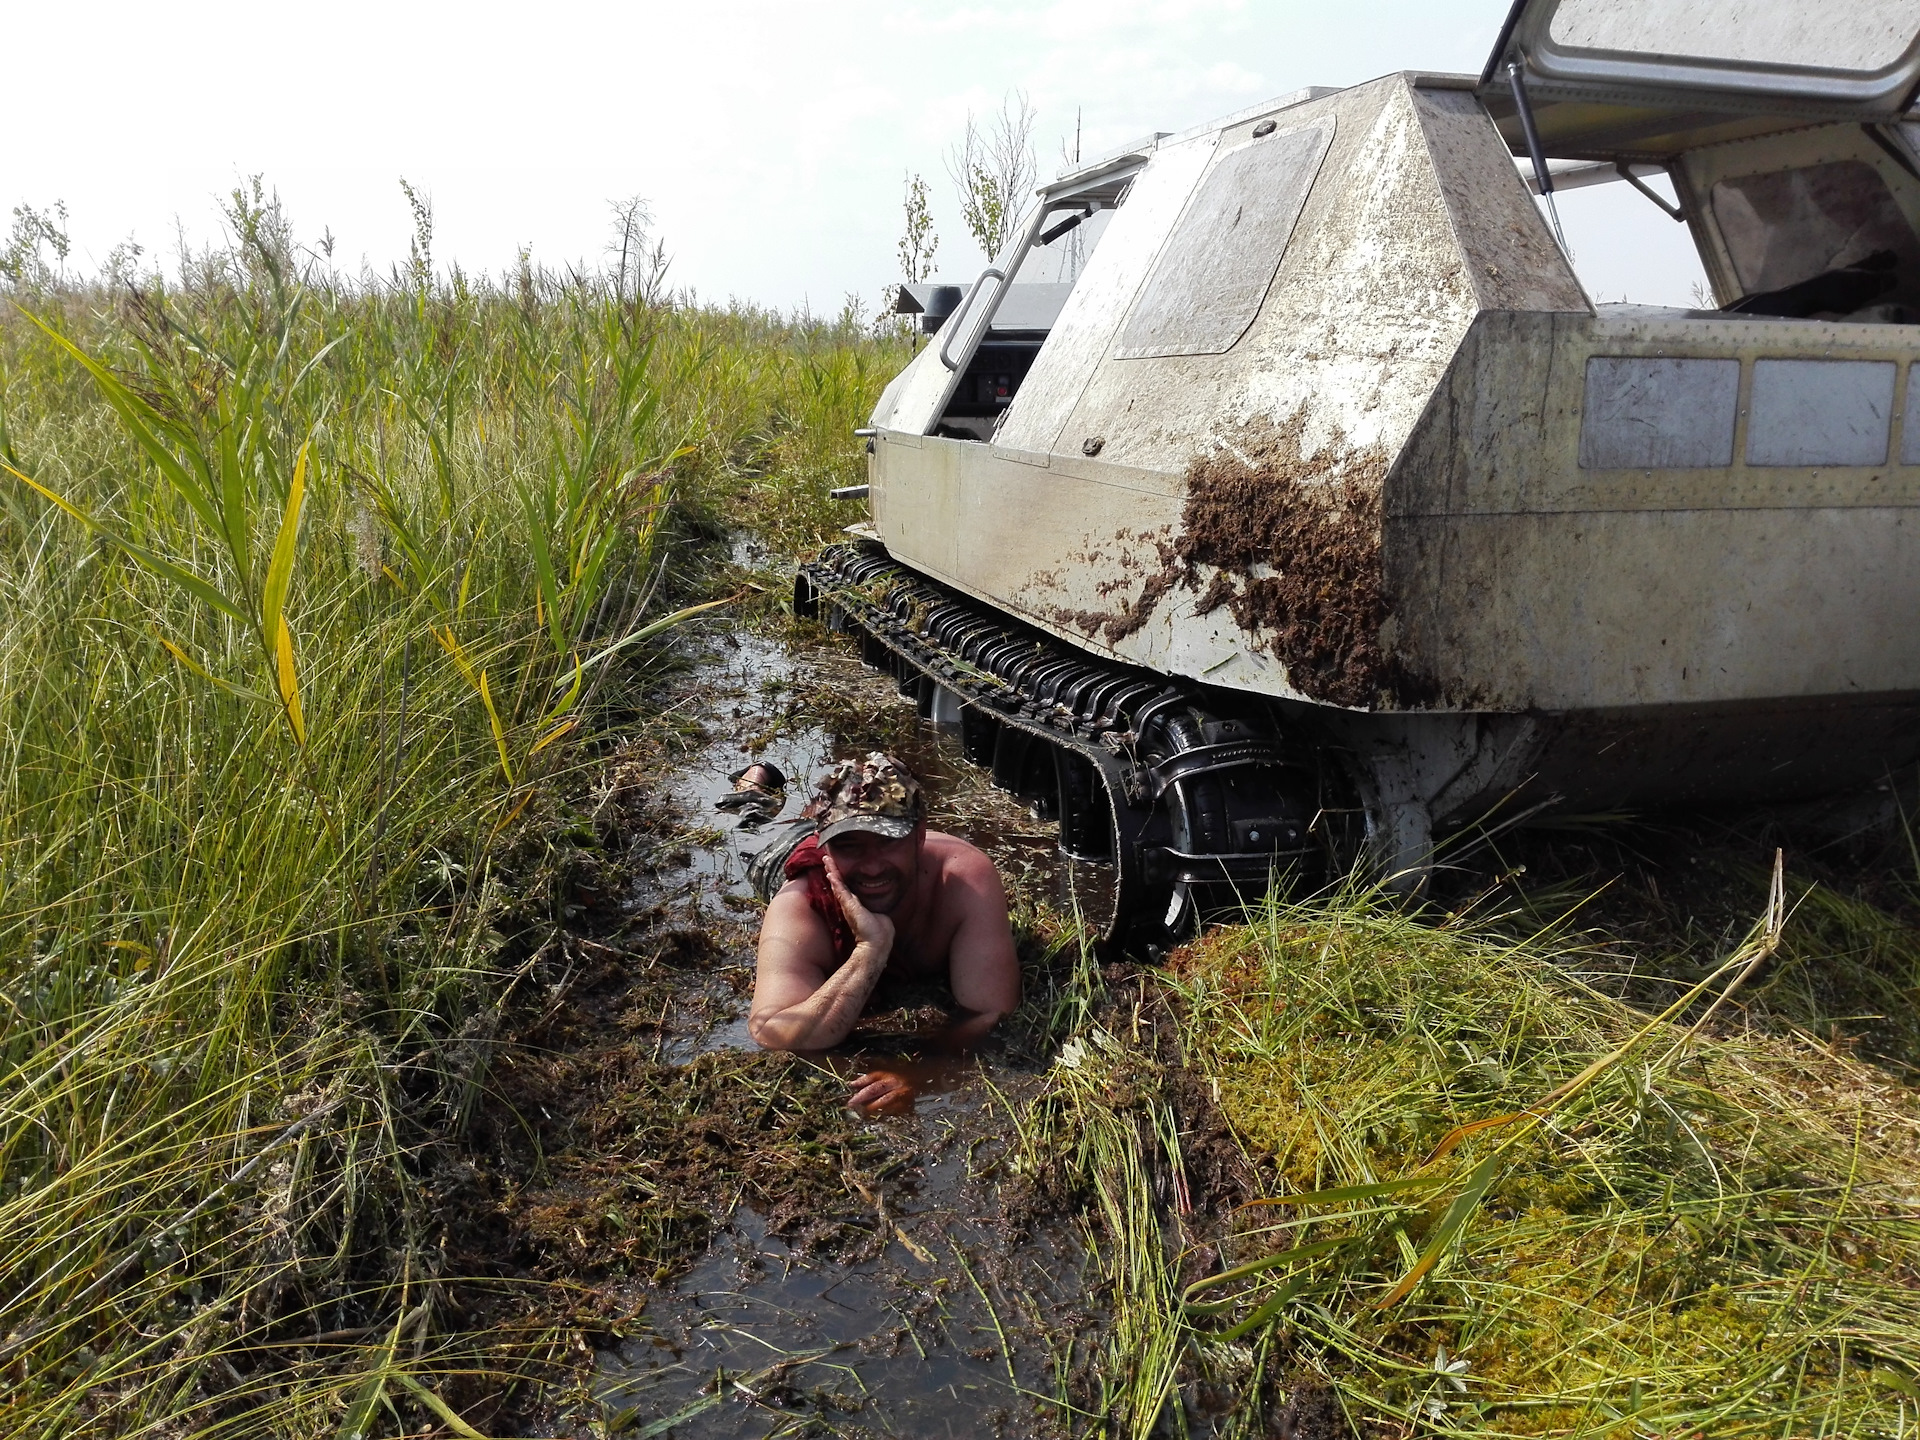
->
[7,0,1706,311]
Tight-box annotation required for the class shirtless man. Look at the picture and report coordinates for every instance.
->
[748,753,1020,1112]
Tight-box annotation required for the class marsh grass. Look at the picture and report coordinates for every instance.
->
[1433,803,1920,1078]
[1027,1015,1193,1434]
[0,208,900,1436]
[19,184,1920,1440]
[1022,868,1920,1439]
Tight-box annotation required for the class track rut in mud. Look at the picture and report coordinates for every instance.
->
[460,615,1122,1438]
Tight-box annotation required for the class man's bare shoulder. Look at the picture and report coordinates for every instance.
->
[922,828,998,878]
[764,880,831,947]
[921,830,1008,913]
[759,880,834,969]
[767,877,819,918]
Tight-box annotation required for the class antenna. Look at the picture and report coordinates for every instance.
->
[1067,107,1086,281]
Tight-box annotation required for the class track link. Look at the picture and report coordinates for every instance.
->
[797,543,1363,943]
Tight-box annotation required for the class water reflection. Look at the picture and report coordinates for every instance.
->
[809,1010,998,1116]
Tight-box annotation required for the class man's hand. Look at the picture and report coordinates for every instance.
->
[821,848,895,956]
[847,1068,917,1116]
[748,860,893,1053]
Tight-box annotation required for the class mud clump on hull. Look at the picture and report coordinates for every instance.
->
[1045,416,1406,706]
[1174,420,1391,707]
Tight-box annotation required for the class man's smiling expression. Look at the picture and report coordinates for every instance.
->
[824,829,922,914]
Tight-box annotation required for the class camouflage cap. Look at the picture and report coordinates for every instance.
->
[803,752,926,843]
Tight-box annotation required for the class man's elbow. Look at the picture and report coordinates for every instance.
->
[748,1012,796,1051]
[949,1006,1010,1045]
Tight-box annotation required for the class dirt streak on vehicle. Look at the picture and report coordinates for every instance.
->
[1050,414,1403,705]
[1172,417,1394,707]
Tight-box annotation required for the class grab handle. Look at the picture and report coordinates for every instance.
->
[938,265,1006,371]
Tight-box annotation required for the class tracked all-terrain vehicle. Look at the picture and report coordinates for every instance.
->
[799,0,1920,940]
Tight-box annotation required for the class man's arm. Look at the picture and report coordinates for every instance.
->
[843,847,1018,1113]
[748,869,892,1051]
[943,846,1021,1025]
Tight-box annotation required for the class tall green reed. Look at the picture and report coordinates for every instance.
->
[0,219,900,1436]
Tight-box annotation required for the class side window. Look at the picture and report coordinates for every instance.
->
[1112,119,1335,359]
[1579,357,1740,469]
[1711,159,1920,316]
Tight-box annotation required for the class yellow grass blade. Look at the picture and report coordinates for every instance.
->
[262,441,307,654]
[457,519,485,619]
[258,442,309,747]
[528,719,576,760]
[275,615,305,746]
[1419,1108,1538,1166]
[478,670,512,782]
[488,788,535,841]
[157,633,213,681]
[431,625,478,687]
[155,631,269,704]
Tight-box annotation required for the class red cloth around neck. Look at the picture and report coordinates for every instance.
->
[783,833,855,965]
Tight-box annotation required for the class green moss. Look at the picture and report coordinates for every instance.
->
[1164,890,1920,1437]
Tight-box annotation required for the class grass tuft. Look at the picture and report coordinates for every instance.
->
[1029,872,1920,1438]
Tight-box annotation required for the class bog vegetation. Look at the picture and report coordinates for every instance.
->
[5,183,1920,1440]
[1020,870,1920,1438]
[0,187,898,1436]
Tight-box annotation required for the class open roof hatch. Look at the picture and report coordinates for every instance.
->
[1479,0,1920,161]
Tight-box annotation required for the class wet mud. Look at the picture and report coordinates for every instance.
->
[594,1084,1093,1440]
[1056,413,1414,707]
[1172,416,1393,708]
[459,619,1120,1436]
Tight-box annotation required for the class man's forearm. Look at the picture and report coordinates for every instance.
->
[751,941,888,1050]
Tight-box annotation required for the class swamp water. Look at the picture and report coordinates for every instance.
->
[573,621,1121,1438]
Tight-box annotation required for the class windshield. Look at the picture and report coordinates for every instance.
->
[1712,159,1920,313]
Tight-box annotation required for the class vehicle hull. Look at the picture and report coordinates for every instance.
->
[854,58,1920,900]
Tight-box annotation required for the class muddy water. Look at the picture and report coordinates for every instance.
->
[588,622,1110,1437]
[639,633,1117,991]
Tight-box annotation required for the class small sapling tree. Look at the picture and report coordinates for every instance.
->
[947,92,1036,262]
[883,171,940,341]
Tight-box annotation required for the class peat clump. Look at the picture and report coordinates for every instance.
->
[1048,413,1410,707]
[1173,418,1392,708]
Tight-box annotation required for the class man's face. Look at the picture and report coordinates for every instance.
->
[824,827,923,914]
